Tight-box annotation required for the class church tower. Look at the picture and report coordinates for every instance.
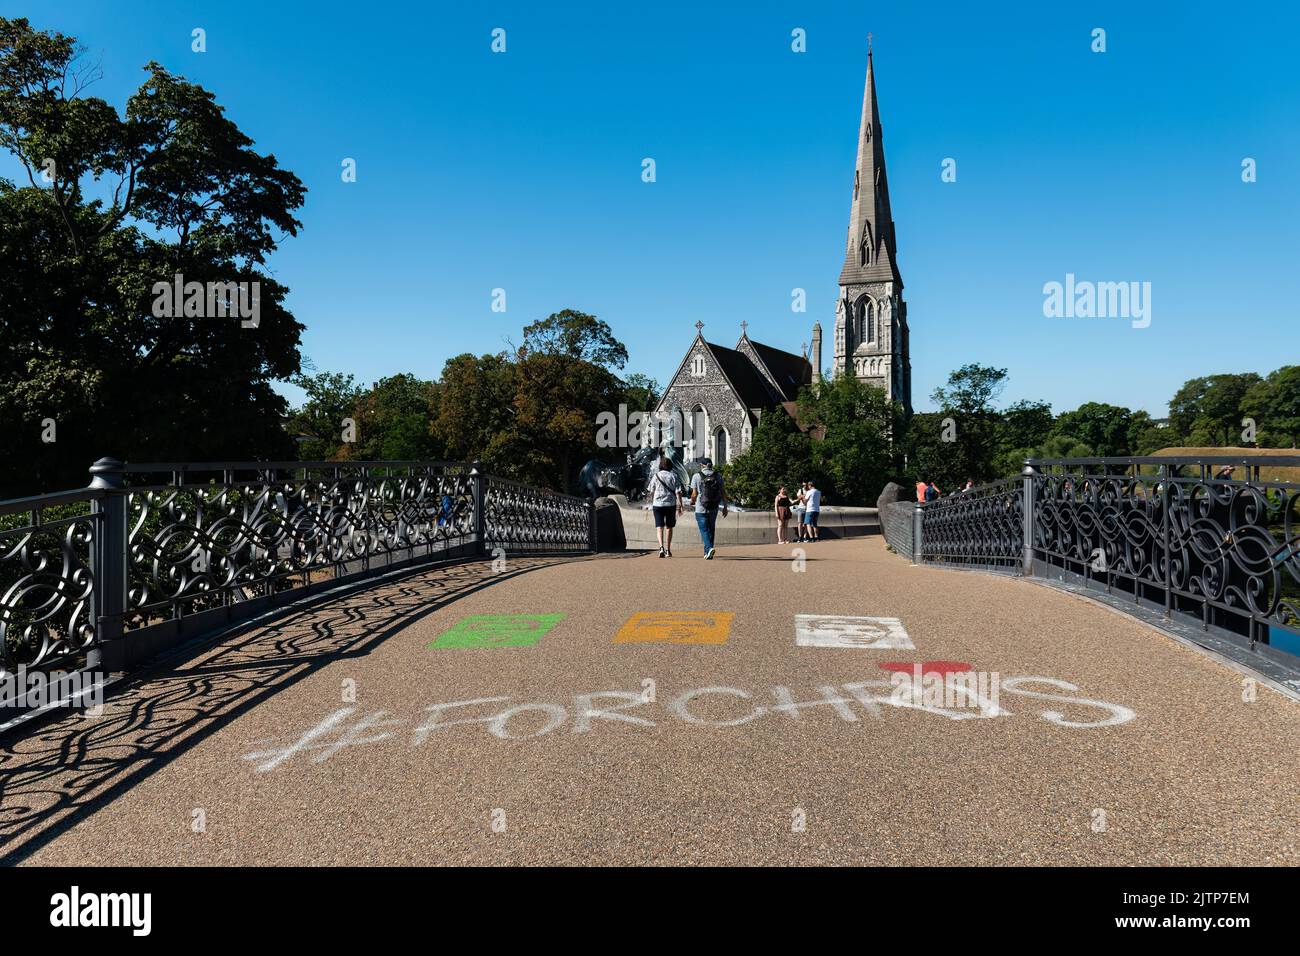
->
[833,44,912,415]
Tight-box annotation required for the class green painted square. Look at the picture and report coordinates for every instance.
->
[428,614,565,649]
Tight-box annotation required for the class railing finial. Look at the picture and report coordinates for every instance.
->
[88,457,125,490]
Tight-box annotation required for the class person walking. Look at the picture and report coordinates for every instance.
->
[924,480,940,502]
[804,480,823,542]
[774,485,793,544]
[689,458,728,559]
[647,455,683,557]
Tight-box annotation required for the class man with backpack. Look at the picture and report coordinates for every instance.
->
[689,458,728,559]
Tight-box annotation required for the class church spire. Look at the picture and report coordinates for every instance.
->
[839,44,901,287]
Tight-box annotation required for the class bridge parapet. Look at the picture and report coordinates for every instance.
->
[0,458,593,704]
[909,456,1300,660]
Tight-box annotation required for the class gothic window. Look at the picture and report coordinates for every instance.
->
[853,170,859,200]
[713,427,729,465]
[859,222,872,266]
[855,296,876,345]
[689,405,707,459]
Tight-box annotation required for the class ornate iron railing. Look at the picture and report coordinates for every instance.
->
[121,461,478,628]
[483,476,593,554]
[920,476,1023,569]
[0,489,101,678]
[907,456,1300,656]
[0,458,594,694]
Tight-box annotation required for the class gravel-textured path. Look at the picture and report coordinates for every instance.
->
[4,539,1297,865]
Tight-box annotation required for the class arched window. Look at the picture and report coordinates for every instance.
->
[859,223,873,266]
[689,405,707,460]
[856,296,876,345]
[713,427,729,465]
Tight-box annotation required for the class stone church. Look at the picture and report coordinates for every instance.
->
[649,46,912,466]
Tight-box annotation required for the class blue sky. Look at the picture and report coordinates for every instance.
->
[7,0,1299,415]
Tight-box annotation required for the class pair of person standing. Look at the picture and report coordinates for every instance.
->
[647,456,729,559]
[796,480,822,542]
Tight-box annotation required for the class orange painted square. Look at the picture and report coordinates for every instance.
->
[613,611,735,645]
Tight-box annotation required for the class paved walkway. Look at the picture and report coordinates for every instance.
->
[3,539,1298,865]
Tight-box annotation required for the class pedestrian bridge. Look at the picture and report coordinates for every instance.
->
[1,457,1297,865]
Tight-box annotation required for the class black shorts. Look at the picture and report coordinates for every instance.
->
[653,506,676,528]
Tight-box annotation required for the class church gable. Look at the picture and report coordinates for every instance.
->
[656,336,740,413]
[652,331,766,464]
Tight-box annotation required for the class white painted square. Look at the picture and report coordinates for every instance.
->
[794,614,914,649]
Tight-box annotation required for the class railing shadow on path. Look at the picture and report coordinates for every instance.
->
[0,552,584,864]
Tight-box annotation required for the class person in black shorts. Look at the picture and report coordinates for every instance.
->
[646,455,683,557]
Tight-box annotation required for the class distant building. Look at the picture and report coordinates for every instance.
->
[649,45,912,464]
[650,322,811,465]
[832,45,912,414]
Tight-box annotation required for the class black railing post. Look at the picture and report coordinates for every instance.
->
[1021,461,1036,577]
[88,457,128,672]
[912,502,924,565]
[1160,464,1172,618]
[470,461,487,555]
[588,500,597,553]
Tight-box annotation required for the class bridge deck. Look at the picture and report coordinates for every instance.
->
[3,539,1298,865]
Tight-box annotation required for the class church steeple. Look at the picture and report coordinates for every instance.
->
[831,41,911,416]
[839,45,901,287]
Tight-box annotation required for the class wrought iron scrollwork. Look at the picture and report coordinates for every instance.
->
[126,464,477,627]
[0,495,99,680]
[920,477,1022,568]
[483,477,591,553]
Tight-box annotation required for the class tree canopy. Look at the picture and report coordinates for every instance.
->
[0,16,306,496]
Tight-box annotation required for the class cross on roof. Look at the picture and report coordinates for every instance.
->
[740,320,748,335]
[695,320,704,333]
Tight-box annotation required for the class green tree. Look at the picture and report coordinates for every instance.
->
[1054,402,1139,458]
[916,363,1009,486]
[797,375,899,504]
[723,408,813,507]
[429,353,519,471]
[0,17,305,496]
[513,311,629,491]
[1199,373,1263,446]
[349,373,441,461]
[620,372,660,415]
[1242,366,1300,447]
[283,371,363,461]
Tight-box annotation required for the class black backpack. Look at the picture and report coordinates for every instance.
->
[698,472,722,509]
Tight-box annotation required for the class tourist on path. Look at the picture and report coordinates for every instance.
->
[689,458,728,559]
[774,486,793,544]
[804,480,823,541]
[647,455,683,557]
[794,483,808,541]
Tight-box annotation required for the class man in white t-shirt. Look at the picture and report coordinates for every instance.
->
[647,456,684,558]
[804,480,823,542]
